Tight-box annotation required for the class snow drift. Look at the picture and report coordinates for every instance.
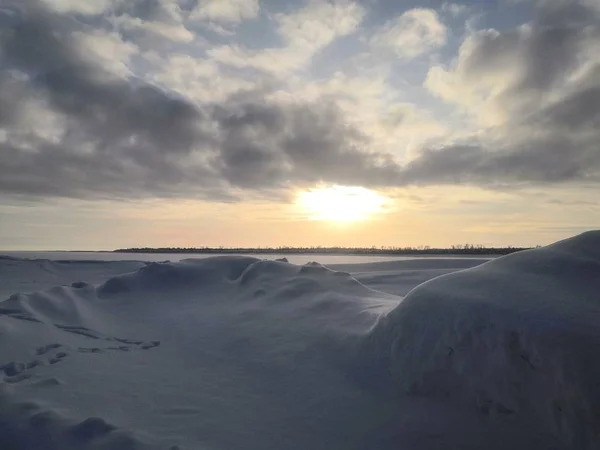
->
[0,256,145,299]
[363,230,600,448]
[0,256,402,450]
[1,233,599,449]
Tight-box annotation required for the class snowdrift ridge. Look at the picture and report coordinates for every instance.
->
[363,231,600,448]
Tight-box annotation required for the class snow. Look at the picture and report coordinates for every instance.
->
[0,255,145,299]
[1,232,599,449]
[2,250,477,265]
[363,230,600,448]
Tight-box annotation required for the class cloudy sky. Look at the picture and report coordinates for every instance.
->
[0,0,599,250]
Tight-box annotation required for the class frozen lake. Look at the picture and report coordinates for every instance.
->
[1,251,493,266]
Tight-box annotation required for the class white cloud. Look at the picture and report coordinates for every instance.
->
[110,0,195,43]
[266,71,447,160]
[200,22,237,36]
[190,0,260,24]
[40,0,118,15]
[208,43,314,73]
[423,24,580,126]
[423,28,525,127]
[16,97,67,146]
[410,1,600,188]
[152,54,257,102]
[42,1,194,42]
[441,2,468,17]
[208,0,365,73]
[275,0,364,51]
[118,16,195,42]
[73,30,138,77]
[370,8,447,59]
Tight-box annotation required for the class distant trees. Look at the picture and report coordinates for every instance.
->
[114,244,531,256]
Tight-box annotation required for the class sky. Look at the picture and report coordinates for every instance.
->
[0,0,599,250]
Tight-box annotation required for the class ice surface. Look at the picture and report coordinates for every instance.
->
[1,233,599,449]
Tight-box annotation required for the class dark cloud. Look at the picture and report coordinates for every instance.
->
[278,104,400,186]
[2,3,204,153]
[538,84,600,130]
[2,0,600,202]
[212,100,401,188]
[0,1,221,199]
[0,1,400,200]
[409,0,600,186]
[464,0,599,99]
[116,0,179,22]
[401,136,596,187]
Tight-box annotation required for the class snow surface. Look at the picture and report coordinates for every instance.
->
[2,251,485,265]
[0,256,145,299]
[1,233,599,449]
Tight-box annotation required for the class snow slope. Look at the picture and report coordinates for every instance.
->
[330,258,489,296]
[1,234,598,449]
[0,257,403,450]
[0,256,145,299]
[363,230,600,448]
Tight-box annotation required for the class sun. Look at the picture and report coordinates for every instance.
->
[297,185,387,222]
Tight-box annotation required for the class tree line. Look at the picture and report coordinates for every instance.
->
[114,244,533,256]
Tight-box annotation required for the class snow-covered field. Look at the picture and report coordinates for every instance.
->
[1,232,599,449]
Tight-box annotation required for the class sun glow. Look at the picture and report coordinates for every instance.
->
[297,185,388,222]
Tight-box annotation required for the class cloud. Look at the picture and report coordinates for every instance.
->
[73,29,139,77]
[190,0,260,24]
[210,99,400,188]
[151,53,259,102]
[0,0,401,200]
[426,0,600,122]
[112,0,195,42]
[275,0,364,48]
[39,0,118,15]
[370,8,447,59]
[40,0,197,42]
[208,0,365,73]
[3,0,600,204]
[0,1,214,197]
[117,16,195,42]
[413,0,600,185]
[441,2,467,17]
[400,140,596,186]
[2,4,203,147]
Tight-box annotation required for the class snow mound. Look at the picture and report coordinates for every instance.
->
[2,285,98,326]
[98,256,371,299]
[331,258,490,296]
[0,257,145,300]
[0,385,148,450]
[363,231,600,448]
[99,256,262,294]
[93,256,395,337]
[1,255,402,450]
[4,244,597,449]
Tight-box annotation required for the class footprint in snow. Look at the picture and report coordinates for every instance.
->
[141,341,161,350]
[1,359,46,384]
[1,330,160,386]
[28,377,64,388]
[54,324,102,340]
[4,372,33,384]
[52,323,161,353]
[49,352,69,365]
[36,343,63,355]
[0,308,42,323]
[77,347,104,354]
